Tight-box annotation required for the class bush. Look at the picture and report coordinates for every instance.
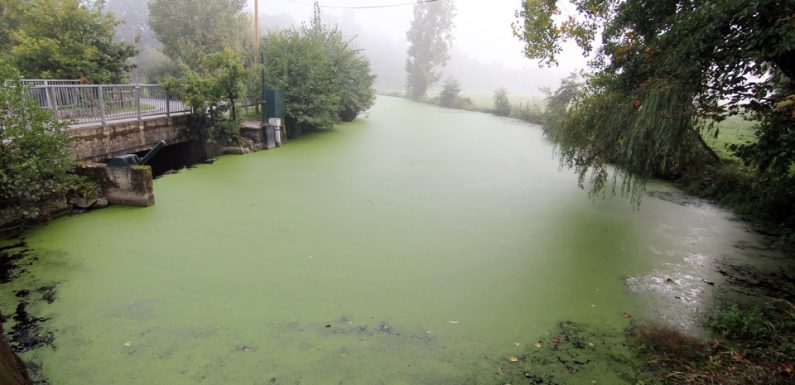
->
[263,6,375,135]
[0,67,74,219]
[438,77,461,107]
[163,49,245,145]
[493,87,511,116]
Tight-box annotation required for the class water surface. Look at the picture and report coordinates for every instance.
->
[1,96,775,384]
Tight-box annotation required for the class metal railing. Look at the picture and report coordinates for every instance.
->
[27,83,191,127]
[21,79,82,87]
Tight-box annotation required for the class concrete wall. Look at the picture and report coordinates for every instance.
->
[67,115,191,162]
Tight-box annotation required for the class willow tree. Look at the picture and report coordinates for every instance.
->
[515,0,795,205]
[405,0,455,100]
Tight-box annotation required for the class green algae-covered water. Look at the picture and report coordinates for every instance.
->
[1,97,780,384]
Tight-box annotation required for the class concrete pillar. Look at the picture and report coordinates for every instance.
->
[105,165,155,207]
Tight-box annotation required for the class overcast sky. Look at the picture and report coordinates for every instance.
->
[249,0,588,94]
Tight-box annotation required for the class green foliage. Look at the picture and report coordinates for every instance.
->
[148,0,246,69]
[0,0,136,83]
[263,5,375,134]
[709,304,768,340]
[511,102,544,123]
[493,88,511,117]
[631,301,795,385]
[405,0,455,100]
[164,49,246,145]
[438,77,461,107]
[0,67,74,218]
[516,0,794,213]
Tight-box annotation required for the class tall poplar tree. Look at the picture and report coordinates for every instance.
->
[404,0,455,100]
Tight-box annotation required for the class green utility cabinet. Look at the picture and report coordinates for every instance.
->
[264,90,285,120]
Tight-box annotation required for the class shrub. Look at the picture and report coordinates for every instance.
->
[493,87,511,116]
[0,67,75,219]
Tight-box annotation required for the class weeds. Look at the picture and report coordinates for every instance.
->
[631,300,795,385]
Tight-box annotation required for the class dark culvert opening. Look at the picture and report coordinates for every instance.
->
[103,140,208,178]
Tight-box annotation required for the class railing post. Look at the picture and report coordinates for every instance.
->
[166,89,171,118]
[47,86,59,119]
[43,80,52,109]
[98,85,107,127]
[135,84,142,126]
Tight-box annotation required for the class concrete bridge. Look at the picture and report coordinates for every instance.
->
[26,81,195,161]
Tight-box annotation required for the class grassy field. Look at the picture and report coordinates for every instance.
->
[702,116,757,161]
[377,89,545,111]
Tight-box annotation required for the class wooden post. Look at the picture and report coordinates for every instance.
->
[0,312,33,385]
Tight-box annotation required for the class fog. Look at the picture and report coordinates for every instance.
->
[255,0,588,95]
[109,0,589,95]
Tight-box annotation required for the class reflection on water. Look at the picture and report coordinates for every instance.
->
[0,97,783,384]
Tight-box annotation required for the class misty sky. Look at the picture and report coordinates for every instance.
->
[250,0,588,95]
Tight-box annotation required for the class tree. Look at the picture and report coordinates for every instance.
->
[438,77,461,107]
[405,0,455,100]
[515,0,795,205]
[0,66,73,218]
[163,49,246,145]
[263,4,375,135]
[148,0,246,69]
[493,87,511,117]
[0,0,136,83]
[309,4,375,122]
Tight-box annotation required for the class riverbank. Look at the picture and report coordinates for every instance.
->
[383,92,795,383]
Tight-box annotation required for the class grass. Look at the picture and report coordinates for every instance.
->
[107,103,155,114]
[702,115,757,161]
[630,300,795,385]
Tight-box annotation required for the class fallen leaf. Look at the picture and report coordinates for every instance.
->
[551,336,561,346]
[534,341,542,348]
[509,356,519,363]
[513,342,520,347]
[623,311,632,318]
[665,277,674,283]
[123,341,133,347]
[448,321,461,324]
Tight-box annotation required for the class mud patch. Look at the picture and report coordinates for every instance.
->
[716,261,795,303]
[647,190,707,207]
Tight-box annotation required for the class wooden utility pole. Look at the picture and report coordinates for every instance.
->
[254,0,260,66]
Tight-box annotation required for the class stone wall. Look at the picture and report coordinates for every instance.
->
[67,115,191,162]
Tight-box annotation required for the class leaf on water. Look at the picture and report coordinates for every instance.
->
[534,341,542,348]
[513,342,521,347]
[509,356,519,363]
[448,320,461,324]
[123,341,133,347]
[623,311,632,318]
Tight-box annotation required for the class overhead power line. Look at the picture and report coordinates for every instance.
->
[285,0,439,9]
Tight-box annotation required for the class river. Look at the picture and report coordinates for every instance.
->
[0,96,783,384]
